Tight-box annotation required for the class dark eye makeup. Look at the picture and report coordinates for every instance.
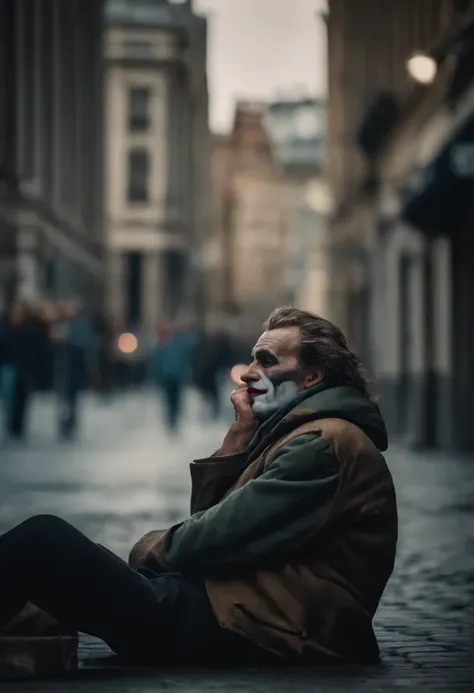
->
[254,349,279,367]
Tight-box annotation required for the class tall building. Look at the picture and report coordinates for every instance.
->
[104,0,210,331]
[0,0,104,310]
[208,102,289,336]
[266,98,326,177]
[266,97,331,316]
[326,0,474,450]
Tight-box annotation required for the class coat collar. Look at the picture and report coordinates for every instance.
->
[247,379,334,460]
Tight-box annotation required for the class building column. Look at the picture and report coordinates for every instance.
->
[1,0,19,183]
[431,235,453,448]
[376,223,425,437]
[105,251,126,324]
[166,69,179,220]
[61,0,74,215]
[451,224,474,451]
[369,226,387,377]
[84,0,104,239]
[404,248,427,447]
[52,0,62,210]
[142,252,165,332]
[16,225,40,302]
[39,0,54,201]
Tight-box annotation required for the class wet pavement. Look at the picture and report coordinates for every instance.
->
[0,390,473,692]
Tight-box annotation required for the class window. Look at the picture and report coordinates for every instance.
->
[268,116,292,143]
[128,87,151,131]
[294,107,319,139]
[127,148,150,202]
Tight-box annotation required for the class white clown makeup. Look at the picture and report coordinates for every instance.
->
[246,348,301,420]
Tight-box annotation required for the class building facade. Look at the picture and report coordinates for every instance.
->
[0,0,104,310]
[326,0,474,451]
[326,0,459,359]
[104,0,209,332]
[266,97,331,317]
[208,102,289,335]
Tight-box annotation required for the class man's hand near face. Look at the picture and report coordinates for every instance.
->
[218,386,258,455]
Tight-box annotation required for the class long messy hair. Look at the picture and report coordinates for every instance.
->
[264,306,373,399]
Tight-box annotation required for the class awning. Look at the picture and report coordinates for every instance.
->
[401,114,474,235]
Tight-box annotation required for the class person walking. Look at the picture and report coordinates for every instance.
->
[149,322,197,434]
[53,300,97,440]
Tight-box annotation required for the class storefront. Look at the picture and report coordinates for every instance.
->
[400,113,474,450]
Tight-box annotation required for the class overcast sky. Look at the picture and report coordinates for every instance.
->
[193,0,328,133]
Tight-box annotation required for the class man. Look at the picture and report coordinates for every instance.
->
[194,324,235,420]
[0,304,18,434]
[0,303,47,439]
[149,321,197,433]
[0,308,397,666]
[52,300,97,440]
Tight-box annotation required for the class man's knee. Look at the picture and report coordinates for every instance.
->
[15,514,75,538]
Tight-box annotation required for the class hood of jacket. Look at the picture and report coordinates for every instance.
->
[248,380,388,455]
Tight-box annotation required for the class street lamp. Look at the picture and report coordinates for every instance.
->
[406,53,437,85]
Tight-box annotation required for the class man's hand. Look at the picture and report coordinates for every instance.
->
[218,386,258,455]
[230,386,257,428]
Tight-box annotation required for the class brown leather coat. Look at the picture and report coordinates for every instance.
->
[130,387,398,663]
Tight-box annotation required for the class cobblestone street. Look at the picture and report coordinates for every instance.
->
[0,390,473,692]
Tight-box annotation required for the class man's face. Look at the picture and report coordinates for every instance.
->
[240,326,321,420]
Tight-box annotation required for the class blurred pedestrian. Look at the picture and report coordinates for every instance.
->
[149,321,197,434]
[0,304,19,436]
[92,315,116,399]
[194,325,236,420]
[52,300,97,440]
[36,301,58,391]
[0,303,48,439]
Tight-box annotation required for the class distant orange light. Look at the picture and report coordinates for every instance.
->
[230,363,248,385]
[118,332,138,354]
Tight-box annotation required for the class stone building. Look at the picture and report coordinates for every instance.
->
[208,102,289,335]
[0,0,104,309]
[326,0,474,450]
[266,97,331,317]
[206,133,231,321]
[104,0,210,331]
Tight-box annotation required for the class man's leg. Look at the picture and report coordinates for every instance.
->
[1,364,16,433]
[0,515,170,660]
[10,375,28,438]
[66,387,79,437]
[164,381,179,431]
[173,382,183,429]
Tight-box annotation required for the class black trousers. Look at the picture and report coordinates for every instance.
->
[0,515,275,665]
[9,375,30,438]
[161,379,183,431]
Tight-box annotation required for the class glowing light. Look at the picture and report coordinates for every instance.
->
[230,364,248,385]
[118,333,138,354]
[406,53,437,85]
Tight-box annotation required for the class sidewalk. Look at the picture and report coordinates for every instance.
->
[1,393,473,691]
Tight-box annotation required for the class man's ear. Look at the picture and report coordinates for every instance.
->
[303,370,323,388]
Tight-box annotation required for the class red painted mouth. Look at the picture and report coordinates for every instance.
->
[247,387,267,398]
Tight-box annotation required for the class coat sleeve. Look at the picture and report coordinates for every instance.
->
[189,452,249,514]
[130,433,339,576]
